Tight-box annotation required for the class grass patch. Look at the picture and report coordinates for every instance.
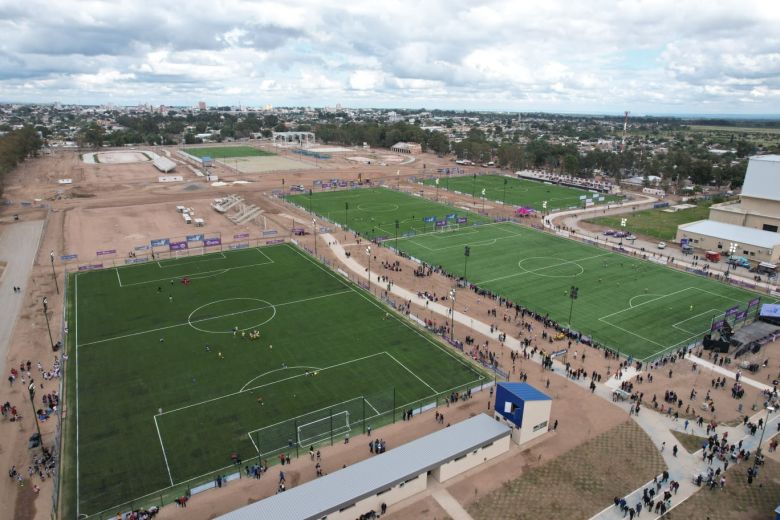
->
[586,204,712,241]
[670,429,707,453]
[422,174,622,210]
[468,420,666,520]
[184,146,275,158]
[64,243,485,516]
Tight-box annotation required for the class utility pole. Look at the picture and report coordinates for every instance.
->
[395,220,399,251]
[308,188,313,214]
[449,288,456,337]
[42,297,54,351]
[503,178,508,206]
[49,250,59,294]
[345,202,349,230]
[28,382,43,450]
[313,218,318,256]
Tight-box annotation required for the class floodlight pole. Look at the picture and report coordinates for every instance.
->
[449,289,456,337]
[464,246,470,281]
[308,188,313,214]
[568,286,579,329]
[752,406,775,480]
[49,251,59,294]
[366,246,372,293]
[472,174,476,203]
[42,297,54,351]
[503,178,507,206]
[395,220,399,251]
[313,218,318,256]
[345,202,349,231]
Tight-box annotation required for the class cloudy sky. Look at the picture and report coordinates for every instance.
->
[1,0,778,114]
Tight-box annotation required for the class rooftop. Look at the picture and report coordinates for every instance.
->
[498,382,552,401]
[678,220,780,250]
[218,413,510,520]
[741,155,780,202]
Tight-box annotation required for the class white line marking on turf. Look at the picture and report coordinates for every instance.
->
[117,258,274,287]
[672,309,720,333]
[475,252,611,285]
[365,398,380,416]
[598,287,697,321]
[240,366,322,391]
[384,351,438,393]
[75,272,81,516]
[157,352,386,417]
[153,415,175,486]
[79,290,353,346]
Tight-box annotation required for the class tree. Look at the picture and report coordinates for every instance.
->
[77,123,104,148]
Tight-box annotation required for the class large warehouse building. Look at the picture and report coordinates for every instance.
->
[676,155,780,264]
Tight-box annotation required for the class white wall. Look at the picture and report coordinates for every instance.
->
[323,472,427,520]
[432,434,511,482]
[517,400,552,445]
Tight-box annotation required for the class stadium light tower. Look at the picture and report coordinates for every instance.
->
[312,218,318,256]
[464,246,471,281]
[568,286,579,329]
[42,297,54,351]
[542,200,548,216]
[621,111,630,153]
[435,177,440,201]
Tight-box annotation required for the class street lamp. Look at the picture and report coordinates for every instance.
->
[308,188,313,214]
[42,297,54,351]
[728,242,739,273]
[435,177,440,201]
[542,200,548,217]
[366,246,372,292]
[312,218,318,256]
[50,250,59,294]
[449,288,456,337]
[464,246,471,281]
[752,405,775,480]
[619,218,627,247]
[568,286,579,328]
[481,188,486,213]
[472,173,477,204]
[28,382,43,451]
[395,220,399,251]
[345,202,349,230]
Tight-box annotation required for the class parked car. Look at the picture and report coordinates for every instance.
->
[626,234,637,241]
[657,242,666,249]
[603,230,616,236]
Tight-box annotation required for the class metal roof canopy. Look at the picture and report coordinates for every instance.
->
[678,220,780,250]
[741,155,780,203]
[498,382,552,401]
[218,414,510,520]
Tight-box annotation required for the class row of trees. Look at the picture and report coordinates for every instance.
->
[0,126,43,196]
[315,122,450,155]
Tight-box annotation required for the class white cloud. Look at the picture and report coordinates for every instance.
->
[0,0,778,113]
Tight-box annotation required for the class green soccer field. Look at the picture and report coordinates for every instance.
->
[66,244,484,517]
[184,145,275,158]
[286,187,493,239]
[585,204,712,241]
[421,174,622,211]
[286,188,765,361]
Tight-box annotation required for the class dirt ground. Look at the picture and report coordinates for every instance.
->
[0,144,767,520]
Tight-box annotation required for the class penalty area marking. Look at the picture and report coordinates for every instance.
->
[357,202,400,212]
[240,365,322,391]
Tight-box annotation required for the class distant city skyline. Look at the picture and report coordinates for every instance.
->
[1,0,778,115]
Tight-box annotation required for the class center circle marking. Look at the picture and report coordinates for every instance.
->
[517,256,584,278]
[188,297,277,334]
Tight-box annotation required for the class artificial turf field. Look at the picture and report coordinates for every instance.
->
[421,174,622,210]
[184,145,275,158]
[67,243,484,517]
[286,187,493,238]
[288,188,764,361]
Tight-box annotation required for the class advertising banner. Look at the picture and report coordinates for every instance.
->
[187,234,204,242]
[134,245,150,251]
[233,232,250,239]
[96,249,116,256]
[78,264,103,271]
[435,220,447,227]
[169,241,188,251]
[151,238,170,247]
[204,238,222,247]
[456,217,468,224]
[60,254,78,261]
[423,216,436,223]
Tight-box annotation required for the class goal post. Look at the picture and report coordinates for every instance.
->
[297,410,350,447]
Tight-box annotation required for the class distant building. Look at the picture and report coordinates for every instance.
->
[676,155,780,264]
[390,142,422,155]
[198,101,206,110]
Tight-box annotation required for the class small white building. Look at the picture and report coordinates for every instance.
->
[217,413,510,520]
[390,142,422,155]
[493,382,553,445]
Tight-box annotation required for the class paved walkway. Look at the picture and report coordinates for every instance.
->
[0,219,45,376]
[429,480,475,520]
[320,232,779,520]
[689,354,773,392]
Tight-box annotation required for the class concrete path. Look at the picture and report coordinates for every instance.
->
[0,219,45,376]
[429,480,475,520]
[688,354,773,392]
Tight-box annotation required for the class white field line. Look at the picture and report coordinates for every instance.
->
[408,227,523,252]
[672,309,720,333]
[153,416,174,486]
[287,244,484,379]
[598,287,698,321]
[156,251,227,268]
[475,252,611,285]
[596,318,667,349]
[384,351,437,393]
[247,396,364,439]
[157,352,386,418]
[391,221,511,244]
[79,289,353,347]
[116,255,274,287]
[240,365,323,392]
[365,398,381,416]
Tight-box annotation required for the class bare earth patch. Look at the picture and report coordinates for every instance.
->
[670,430,707,453]
[467,420,666,520]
